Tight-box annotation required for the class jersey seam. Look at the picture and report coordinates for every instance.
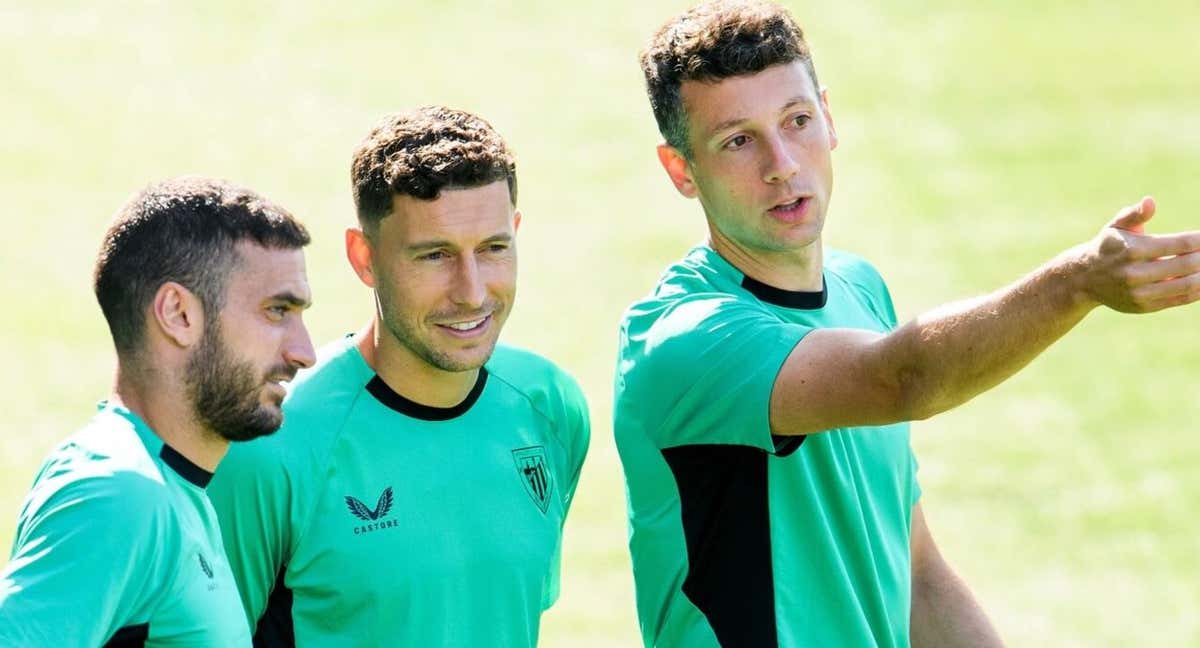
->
[141,496,176,627]
[649,300,803,453]
[287,382,375,562]
[485,368,577,504]
[827,255,895,328]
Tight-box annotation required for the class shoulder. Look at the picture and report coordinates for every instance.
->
[825,247,898,326]
[825,248,890,296]
[285,336,373,415]
[18,420,173,545]
[485,345,588,430]
[275,337,371,443]
[38,412,172,510]
[621,282,781,382]
[623,247,749,327]
[485,346,589,477]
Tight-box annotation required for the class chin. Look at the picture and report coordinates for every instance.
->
[438,344,498,373]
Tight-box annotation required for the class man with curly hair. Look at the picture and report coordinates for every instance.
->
[615,1,1200,647]
[209,106,590,647]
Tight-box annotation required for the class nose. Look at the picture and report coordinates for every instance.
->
[761,133,801,185]
[283,318,316,370]
[449,254,487,309]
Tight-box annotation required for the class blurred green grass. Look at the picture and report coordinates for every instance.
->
[2,1,1198,645]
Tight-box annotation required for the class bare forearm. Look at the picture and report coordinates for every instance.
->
[769,198,1200,436]
[910,561,1004,648]
[884,247,1095,420]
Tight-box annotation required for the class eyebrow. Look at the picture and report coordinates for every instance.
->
[267,292,312,309]
[405,232,514,253]
[707,96,817,138]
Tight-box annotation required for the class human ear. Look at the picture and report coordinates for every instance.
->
[150,282,204,348]
[656,143,699,199]
[345,227,377,289]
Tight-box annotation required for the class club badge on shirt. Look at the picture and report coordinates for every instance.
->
[512,446,553,514]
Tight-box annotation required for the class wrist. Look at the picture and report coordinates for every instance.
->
[1037,243,1102,315]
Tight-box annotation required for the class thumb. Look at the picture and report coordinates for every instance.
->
[1107,196,1156,234]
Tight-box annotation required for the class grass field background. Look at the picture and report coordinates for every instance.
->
[2,1,1198,645]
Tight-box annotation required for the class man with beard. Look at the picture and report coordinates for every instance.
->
[208,106,590,647]
[615,2,1200,647]
[0,176,316,646]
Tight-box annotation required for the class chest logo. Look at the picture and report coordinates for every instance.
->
[512,446,553,514]
[345,487,394,521]
[198,552,214,579]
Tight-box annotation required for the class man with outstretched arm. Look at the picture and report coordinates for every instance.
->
[614,2,1200,647]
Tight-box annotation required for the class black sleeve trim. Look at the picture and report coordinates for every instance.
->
[662,444,780,648]
[104,623,149,647]
[253,565,296,647]
[771,433,806,457]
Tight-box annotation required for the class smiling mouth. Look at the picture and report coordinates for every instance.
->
[437,314,491,333]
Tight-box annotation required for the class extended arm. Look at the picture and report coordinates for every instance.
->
[771,197,1200,435]
[909,504,1003,647]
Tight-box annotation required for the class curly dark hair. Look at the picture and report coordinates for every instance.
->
[93,176,310,355]
[640,0,819,157]
[351,106,517,233]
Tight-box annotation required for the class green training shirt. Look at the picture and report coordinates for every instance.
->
[615,245,921,648]
[0,402,251,647]
[208,336,590,647]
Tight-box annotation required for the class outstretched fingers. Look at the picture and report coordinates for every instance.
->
[1124,250,1200,285]
[1127,231,1200,261]
[1130,273,1200,312]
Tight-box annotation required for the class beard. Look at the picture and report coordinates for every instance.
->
[380,303,502,373]
[185,320,287,443]
[375,281,505,373]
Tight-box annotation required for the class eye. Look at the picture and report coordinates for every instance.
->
[419,250,448,261]
[486,242,509,253]
[722,134,751,150]
[266,305,289,321]
[790,114,812,128]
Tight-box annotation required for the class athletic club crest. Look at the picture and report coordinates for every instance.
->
[512,446,553,514]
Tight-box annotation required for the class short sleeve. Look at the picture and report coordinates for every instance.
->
[208,438,293,629]
[0,475,166,646]
[559,375,590,513]
[542,371,591,611]
[618,295,811,452]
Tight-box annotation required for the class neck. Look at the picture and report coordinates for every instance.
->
[356,319,479,408]
[112,364,228,473]
[708,227,824,291]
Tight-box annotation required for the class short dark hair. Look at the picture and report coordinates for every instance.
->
[93,176,310,354]
[640,0,819,157]
[350,106,517,233]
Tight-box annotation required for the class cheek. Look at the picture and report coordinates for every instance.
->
[703,160,758,202]
[484,260,518,295]
[383,264,440,304]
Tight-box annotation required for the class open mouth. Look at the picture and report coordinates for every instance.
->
[769,196,807,212]
[767,196,811,221]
